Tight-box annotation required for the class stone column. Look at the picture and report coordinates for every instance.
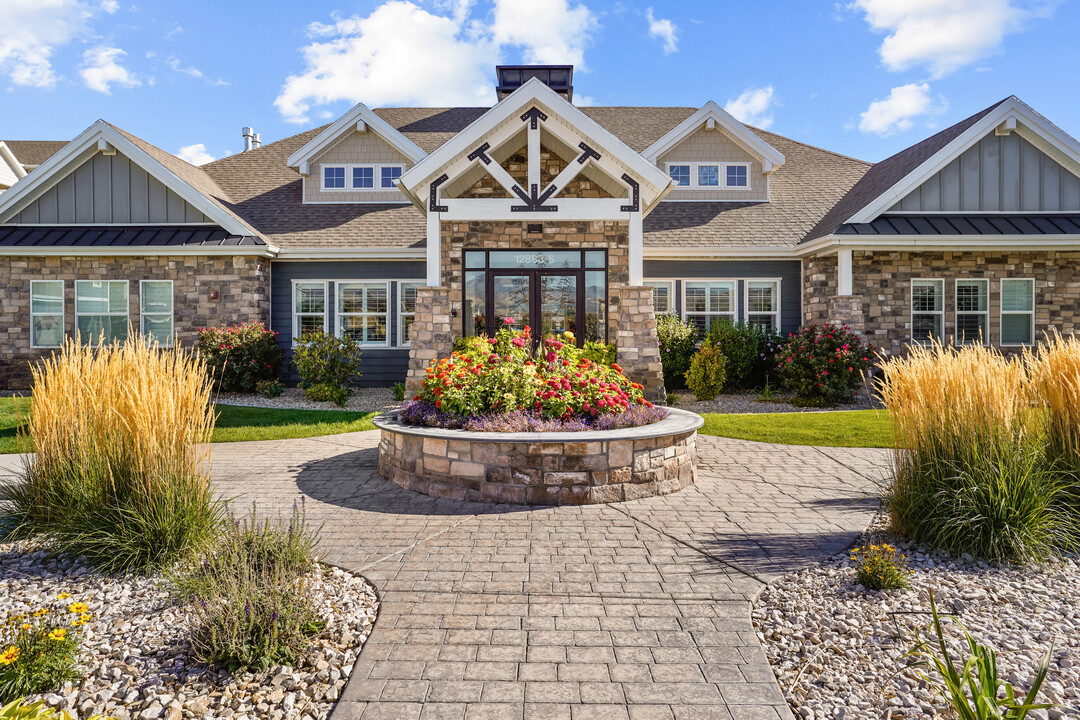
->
[406,286,453,393]
[615,285,667,405]
[828,297,865,333]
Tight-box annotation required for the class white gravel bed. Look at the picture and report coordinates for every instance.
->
[753,522,1079,720]
[214,387,399,413]
[2,540,378,720]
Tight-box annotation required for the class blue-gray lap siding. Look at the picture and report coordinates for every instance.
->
[270,261,425,387]
[642,260,802,335]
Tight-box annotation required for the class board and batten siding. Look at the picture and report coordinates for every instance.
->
[271,260,425,387]
[11,151,212,224]
[643,260,801,334]
[889,131,1080,212]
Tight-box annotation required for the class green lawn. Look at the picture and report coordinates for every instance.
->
[698,409,893,448]
[0,398,377,454]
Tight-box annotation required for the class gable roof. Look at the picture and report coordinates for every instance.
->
[0,120,262,241]
[642,101,785,170]
[1,140,67,167]
[286,101,427,173]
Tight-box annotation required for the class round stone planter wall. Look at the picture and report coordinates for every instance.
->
[374,408,703,506]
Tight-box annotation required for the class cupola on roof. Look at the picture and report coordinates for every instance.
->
[496,65,573,102]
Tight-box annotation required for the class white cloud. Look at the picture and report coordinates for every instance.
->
[858,82,946,135]
[850,0,1057,78]
[275,0,600,124]
[645,7,677,54]
[724,86,777,129]
[166,56,203,78]
[176,143,215,165]
[79,45,140,93]
[0,0,95,87]
[99,0,118,13]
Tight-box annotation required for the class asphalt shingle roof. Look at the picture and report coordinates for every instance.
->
[1,140,67,166]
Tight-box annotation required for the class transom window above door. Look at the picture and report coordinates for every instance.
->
[321,163,406,192]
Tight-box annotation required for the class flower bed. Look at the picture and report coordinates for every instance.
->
[406,322,661,430]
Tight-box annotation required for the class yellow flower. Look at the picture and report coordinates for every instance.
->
[21,623,30,631]
[34,608,49,617]
[68,602,89,614]
[80,613,92,623]
[57,592,71,600]
[71,618,85,628]
[48,628,67,641]
[0,646,18,665]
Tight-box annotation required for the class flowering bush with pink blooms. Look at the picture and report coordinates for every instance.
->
[404,318,661,429]
[197,322,284,392]
[775,324,875,407]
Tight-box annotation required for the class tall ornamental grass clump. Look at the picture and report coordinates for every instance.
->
[1028,331,1080,480]
[879,340,1075,564]
[1,334,222,572]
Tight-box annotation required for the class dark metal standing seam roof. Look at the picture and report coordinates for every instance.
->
[0,226,264,248]
[835,214,1080,236]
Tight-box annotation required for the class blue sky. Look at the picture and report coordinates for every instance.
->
[2,0,1077,165]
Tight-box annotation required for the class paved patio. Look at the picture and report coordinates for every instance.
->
[206,430,891,720]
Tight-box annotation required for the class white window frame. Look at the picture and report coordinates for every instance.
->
[397,281,421,348]
[697,163,721,187]
[292,280,328,342]
[1000,278,1035,347]
[744,278,782,331]
[75,279,129,347]
[139,279,174,347]
[665,162,753,190]
[644,280,675,315]
[321,163,406,192]
[682,279,738,330]
[30,280,65,349]
[337,280,391,347]
[954,278,989,346]
[724,162,751,188]
[910,278,945,345]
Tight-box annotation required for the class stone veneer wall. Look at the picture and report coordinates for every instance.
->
[804,251,1080,355]
[405,286,452,392]
[378,427,697,506]
[0,255,269,388]
[615,285,666,404]
[460,146,614,199]
[440,220,629,342]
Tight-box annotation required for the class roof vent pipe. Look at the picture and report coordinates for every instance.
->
[242,127,255,152]
[253,133,262,149]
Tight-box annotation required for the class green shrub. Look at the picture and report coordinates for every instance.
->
[881,341,1076,563]
[0,699,113,720]
[656,314,699,389]
[906,590,1057,719]
[391,382,407,402]
[304,382,350,407]
[452,335,489,358]
[170,502,323,672]
[255,379,285,398]
[292,331,363,400]
[580,340,617,366]
[197,323,283,393]
[850,543,909,590]
[1,335,222,573]
[685,346,728,401]
[1,593,88,703]
[776,324,874,407]
[703,321,757,391]
[748,327,788,390]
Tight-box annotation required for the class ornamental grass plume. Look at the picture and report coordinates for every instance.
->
[1,331,222,572]
[1027,330,1080,473]
[878,338,1074,564]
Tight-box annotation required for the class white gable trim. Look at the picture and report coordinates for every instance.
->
[641,101,785,171]
[0,142,27,183]
[400,77,673,212]
[848,97,1080,224]
[0,121,258,237]
[287,102,427,174]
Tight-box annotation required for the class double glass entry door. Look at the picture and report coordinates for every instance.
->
[463,249,607,346]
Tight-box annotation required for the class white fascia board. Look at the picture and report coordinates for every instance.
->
[0,143,27,181]
[0,244,278,258]
[642,101,785,168]
[847,97,1080,224]
[274,247,426,260]
[401,78,671,201]
[643,246,797,259]
[0,121,260,238]
[286,103,427,169]
[796,233,1080,256]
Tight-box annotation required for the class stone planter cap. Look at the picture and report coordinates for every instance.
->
[373,407,703,443]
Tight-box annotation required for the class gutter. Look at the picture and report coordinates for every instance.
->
[795,234,1080,256]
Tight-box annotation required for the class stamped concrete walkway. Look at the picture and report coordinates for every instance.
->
[206,431,891,720]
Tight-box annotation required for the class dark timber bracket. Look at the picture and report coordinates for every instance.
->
[520,107,548,129]
[429,174,449,212]
[620,174,640,212]
[467,142,492,165]
[511,183,559,212]
[576,142,601,165]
